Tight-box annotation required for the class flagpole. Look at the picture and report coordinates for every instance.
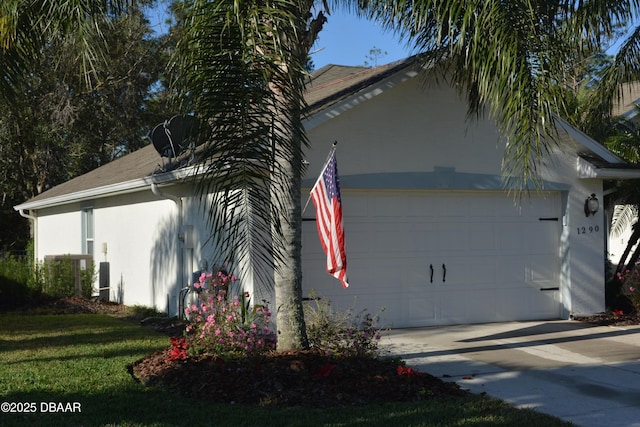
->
[302,141,338,215]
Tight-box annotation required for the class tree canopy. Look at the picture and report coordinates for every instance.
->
[0,2,173,251]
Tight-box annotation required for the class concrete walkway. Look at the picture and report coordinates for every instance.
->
[382,320,640,427]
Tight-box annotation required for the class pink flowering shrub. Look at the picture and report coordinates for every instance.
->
[617,263,640,313]
[183,269,276,360]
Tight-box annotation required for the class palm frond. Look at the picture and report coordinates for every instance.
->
[611,204,638,238]
[0,1,132,99]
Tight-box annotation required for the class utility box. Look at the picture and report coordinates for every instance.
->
[98,262,110,302]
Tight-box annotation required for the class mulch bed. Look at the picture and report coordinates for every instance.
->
[573,312,640,327]
[131,347,467,407]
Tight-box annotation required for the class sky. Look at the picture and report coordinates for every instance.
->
[147,2,413,70]
[308,11,413,69]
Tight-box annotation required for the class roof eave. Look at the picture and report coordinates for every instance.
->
[554,115,625,165]
[577,157,640,179]
[14,166,199,212]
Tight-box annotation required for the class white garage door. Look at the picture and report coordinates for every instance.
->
[302,190,562,328]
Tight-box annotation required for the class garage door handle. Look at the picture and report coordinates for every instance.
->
[442,264,446,282]
[430,264,433,283]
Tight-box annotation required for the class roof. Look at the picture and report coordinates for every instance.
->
[14,56,640,211]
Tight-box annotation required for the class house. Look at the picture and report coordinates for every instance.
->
[15,57,640,327]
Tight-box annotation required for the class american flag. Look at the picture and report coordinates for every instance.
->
[310,151,349,288]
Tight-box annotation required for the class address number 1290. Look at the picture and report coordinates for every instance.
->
[577,225,599,235]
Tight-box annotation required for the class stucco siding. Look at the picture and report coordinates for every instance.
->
[304,76,504,182]
[37,206,83,259]
[92,192,179,312]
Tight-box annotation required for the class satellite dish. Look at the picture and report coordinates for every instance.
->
[151,115,199,159]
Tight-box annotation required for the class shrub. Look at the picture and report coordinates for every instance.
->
[304,291,387,358]
[43,256,95,298]
[0,249,96,308]
[0,254,42,308]
[617,263,640,313]
[182,269,276,361]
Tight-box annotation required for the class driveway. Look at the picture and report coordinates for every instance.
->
[382,320,640,427]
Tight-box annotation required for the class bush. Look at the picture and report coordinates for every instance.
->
[43,256,95,298]
[0,251,96,309]
[617,262,640,313]
[304,291,387,358]
[182,269,277,360]
[0,254,42,308]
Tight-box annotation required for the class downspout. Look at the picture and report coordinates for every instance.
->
[18,209,37,261]
[151,180,183,316]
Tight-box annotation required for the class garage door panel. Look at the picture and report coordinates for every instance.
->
[468,224,498,251]
[527,255,559,287]
[497,223,526,250]
[436,226,468,252]
[437,196,470,217]
[407,294,438,326]
[439,290,497,324]
[409,227,437,252]
[405,258,431,284]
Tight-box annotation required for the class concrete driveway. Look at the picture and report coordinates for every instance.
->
[382,320,640,427]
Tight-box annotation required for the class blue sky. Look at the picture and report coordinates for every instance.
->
[309,11,413,69]
[147,2,413,70]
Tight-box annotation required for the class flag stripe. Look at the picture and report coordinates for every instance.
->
[310,151,348,288]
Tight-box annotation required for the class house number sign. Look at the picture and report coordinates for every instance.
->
[576,225,599,235]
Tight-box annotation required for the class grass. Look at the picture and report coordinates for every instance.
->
[0,313,574,427]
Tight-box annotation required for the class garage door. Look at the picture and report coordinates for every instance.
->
[302,190,562,327]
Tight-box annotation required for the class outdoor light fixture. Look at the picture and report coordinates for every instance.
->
[584,193,599,217]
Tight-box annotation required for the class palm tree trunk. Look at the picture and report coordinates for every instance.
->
[272,143,308,350]
[268,0,326,351]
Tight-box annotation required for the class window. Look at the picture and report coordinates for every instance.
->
[82,208,94,255]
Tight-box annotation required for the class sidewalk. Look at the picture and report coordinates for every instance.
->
[382,321,640,427]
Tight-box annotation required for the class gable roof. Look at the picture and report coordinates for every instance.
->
[14,56,640,211]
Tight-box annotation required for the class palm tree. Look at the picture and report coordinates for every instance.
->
[172,0,640,351]
[0,1,140,99]
[173,0,327,350]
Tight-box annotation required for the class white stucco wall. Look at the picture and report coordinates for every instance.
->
[93,192,179,312]
[36,205,83,257]
[538,154,606,316]
[304,77,504,179]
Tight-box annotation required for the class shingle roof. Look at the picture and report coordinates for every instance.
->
[16,58,417,209]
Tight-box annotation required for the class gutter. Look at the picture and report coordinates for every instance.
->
[18,209,37,261]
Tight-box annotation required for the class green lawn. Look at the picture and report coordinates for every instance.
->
[0,313,574,427]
